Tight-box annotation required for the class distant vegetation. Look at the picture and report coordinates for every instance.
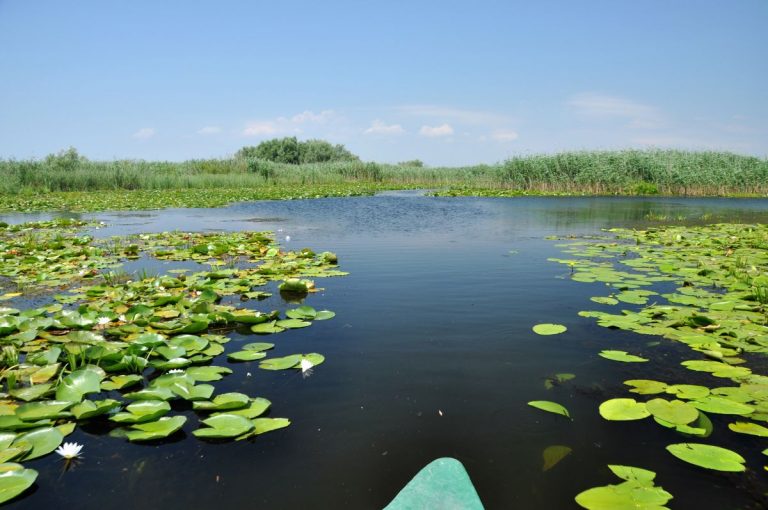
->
[235,137,359,165]
[1,146,767,203]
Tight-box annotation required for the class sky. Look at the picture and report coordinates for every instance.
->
[0,0,766,166]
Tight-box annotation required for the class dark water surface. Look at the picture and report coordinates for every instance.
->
[3,194,768,509]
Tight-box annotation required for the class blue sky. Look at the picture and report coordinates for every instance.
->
[1,0,766,165]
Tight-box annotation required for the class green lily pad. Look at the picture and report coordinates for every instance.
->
[0,463,38,505]
[185,366,233,382]
[227,350,268,362]
[314,310,336,320]
[599,350,648,363]
[101,374,143,391]
[599,398,651,421]
[274,319,311,329]
[215,398,271,419]
[251,321,285,335]
[126,415,187,442]
[15,401,73,421]
[192,392,250,412]
[666,443,746,472]
[71,399,121,420]
[542,445,572,472]
[193,414,254,439]
[532,324,567,336]
[259,354,303,371]
[624,379,668,395]
[728,421,768,437]
[528,400,571,419]
[691,396,754,415]
[15,427,63,460]
[646,399,699,425]
[56,367,104,402]
[111,400,171,424]
[665,384,710,400]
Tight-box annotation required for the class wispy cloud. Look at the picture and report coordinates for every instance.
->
[491,129,519,142]
[397,105,510,125]
[242,110,338,137]
[419,124,454,137]
[568,93,665,129]
[197,126,222,135]
[364,120,405,135]
[132,127,156,139]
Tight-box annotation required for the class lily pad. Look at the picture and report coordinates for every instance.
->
[599,350,648,363]
[193,414,254,439]
[532,324,567,336]
[0,464,38,505]
[528,400,571,419]
[599,398,651,421]
[126,415,187,442]
[15,427,63,460]
[728,421,768,437]
[542,445,572,472]
[646,399,699,425]
[56,367,104,402]
[666,443,746,472]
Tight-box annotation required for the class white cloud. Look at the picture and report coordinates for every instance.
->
[568,93,665,129]
[132,127,156,139]
[397,105,510,125]
[290,110,335,124]
[419,124,454,137]
[491,129,519,142]
[364,120,405,135]
[197,126,222,135]
[242,110,340,137]
[242,121,279,136]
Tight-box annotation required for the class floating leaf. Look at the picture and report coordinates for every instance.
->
[728,421,768,437]
[532,324,567,336]
[259,354,303,371]
[56,367,104,402]
[250,417,290,436]
[528,400,571,419]
[126,416,187,442]
[193,414,254,439]
[0,464,38,505]
[227,350,268,362]
[111,400,171,424]
[666,443,746,472]
[646,399,699,425]
[15,427,63,460]
[192,392,250,412]
[599,399,650,421]
[15,401,72,421]
[691,397,754,416]
[599,350,648,363]
[624,379,667,395]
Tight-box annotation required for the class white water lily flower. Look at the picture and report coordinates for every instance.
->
[168,369,185,374]
[300,358,314,373]
[285,235,291,242]
[96,316,111,325]
[55,442,84,460]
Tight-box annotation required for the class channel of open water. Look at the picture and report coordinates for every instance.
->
[3,193,768,509]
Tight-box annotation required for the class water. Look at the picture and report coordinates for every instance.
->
[3,194,768,509]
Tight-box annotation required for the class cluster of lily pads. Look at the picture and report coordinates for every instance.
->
[0,184,393,213]
[527,223,768,508]
[0,219,345,504]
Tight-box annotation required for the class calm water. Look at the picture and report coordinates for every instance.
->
[4,194,768,509]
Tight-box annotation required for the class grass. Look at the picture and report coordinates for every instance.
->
[0,149,766,212]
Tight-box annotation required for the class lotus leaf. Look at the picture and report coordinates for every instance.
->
[691,397,754,415]
[624,380,667,395]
